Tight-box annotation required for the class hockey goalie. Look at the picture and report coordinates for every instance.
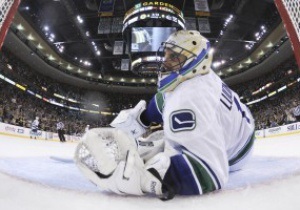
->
[74,30,255,200]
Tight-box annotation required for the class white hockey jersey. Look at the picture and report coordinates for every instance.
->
[31,119,39,130]
[146,70,255,195]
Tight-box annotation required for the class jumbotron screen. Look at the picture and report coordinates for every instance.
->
[131,27,176,53]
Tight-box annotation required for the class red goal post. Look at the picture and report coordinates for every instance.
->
[275,0,300,69]
[0,0,21,49]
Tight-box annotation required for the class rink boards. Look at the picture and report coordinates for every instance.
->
[0,122,81,142]
[1,121,300,141]
[255,122,300,138]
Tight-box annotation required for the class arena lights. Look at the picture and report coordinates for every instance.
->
[66,64,73,70]
[37,43,43,49]
[50,100,64,107]
[91,41,101,56]
[246,83,291,106]
[27,90,35,96]
[6,64,12,69]
[77,15,83,24]
[27,34,35,41]
[216,14,234,42]
[224,15,233,27]
[212,60,226,69]
[57,44,64,53]
[16,24,24,31]
[0,73,118,116]
[67,98,78,103]
[268,91,277,97]
[54,93,65,99]
[247,98,261,106]
[48,55,56,60]
[16,84,26,91]
[245,43,254,50]
[131,56,162,76]
[227,68,233,73]
[42,97,49,102]
[35,94,42,99]
[68,106,80,111]
[4,77,15,85]
[89,110,99,114]
[84,61,92,66]
[278,85,287,92]
[260,96,268,101]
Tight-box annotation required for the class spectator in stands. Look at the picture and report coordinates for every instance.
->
[285,102,297,124]
[292,101,300,122]
[269,117,279,128]
[0,104,3,122]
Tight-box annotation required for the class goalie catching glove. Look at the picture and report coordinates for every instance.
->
[74,128,175,200]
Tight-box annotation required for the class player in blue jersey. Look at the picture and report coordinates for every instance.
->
[75,30,255,200]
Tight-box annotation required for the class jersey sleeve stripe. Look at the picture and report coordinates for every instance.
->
[163,154,201,195]
[182,155,203,194]
[155,92,165,114]
[229,132,255,166]
[183,151,220,192]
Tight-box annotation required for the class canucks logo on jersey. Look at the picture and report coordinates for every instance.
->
[170,110,196,132]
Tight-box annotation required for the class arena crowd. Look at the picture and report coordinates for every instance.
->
[0,48,299,134]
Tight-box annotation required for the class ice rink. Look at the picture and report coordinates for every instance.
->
[1,133,300,210]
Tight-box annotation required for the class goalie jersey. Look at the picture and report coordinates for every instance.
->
[144,70,255,195]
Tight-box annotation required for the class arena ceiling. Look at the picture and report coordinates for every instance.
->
[15,0,281,78]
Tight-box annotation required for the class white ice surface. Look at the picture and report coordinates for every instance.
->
[1,134,300,210]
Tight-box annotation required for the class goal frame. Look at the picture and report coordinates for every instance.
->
[275,0,300,69]
[0,0,21,49]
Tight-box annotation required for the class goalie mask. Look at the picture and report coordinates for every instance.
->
[156,30,213,93]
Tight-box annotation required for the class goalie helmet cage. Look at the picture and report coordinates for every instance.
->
[0,0,21,49]
[275,0,300,70]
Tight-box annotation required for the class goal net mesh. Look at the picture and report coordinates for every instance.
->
[275,0,300,68]
[0,0,21,49]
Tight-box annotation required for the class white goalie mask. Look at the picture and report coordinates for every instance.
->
[156,30,213,93]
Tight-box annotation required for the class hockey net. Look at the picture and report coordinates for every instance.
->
[275,0,300,69]
[0,0,21,49]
